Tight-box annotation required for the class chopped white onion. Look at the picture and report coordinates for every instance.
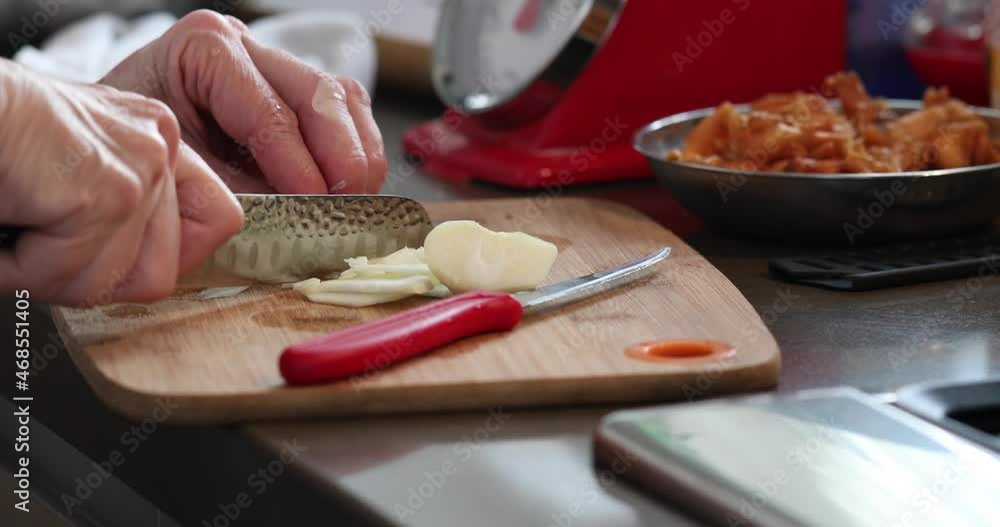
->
[310,275,434,295]
[291,277,322,294]
[305,290,418,307]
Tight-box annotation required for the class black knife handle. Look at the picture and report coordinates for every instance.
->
[0,225,21,249]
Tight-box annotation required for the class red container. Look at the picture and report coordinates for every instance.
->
[905,26,988,106]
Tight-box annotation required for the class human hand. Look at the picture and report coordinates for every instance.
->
[0,60,243,305]
[101,10,387,195]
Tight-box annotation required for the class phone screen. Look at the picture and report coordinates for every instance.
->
[600,391,1000,526]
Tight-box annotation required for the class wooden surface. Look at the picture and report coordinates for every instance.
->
[51,198,780,424]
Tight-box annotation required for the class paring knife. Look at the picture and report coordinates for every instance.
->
[279,247,671,385]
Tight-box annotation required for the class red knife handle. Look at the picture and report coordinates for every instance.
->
[279,291,524,385]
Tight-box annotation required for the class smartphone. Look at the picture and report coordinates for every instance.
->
[594,388,1000,527]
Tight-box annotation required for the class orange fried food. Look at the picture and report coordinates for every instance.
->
[668,71,1000,173]
[822,71,889,127]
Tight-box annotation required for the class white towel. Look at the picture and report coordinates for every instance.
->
[13,10,377,93]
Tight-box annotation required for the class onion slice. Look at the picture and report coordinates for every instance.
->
[305,291,419,307]
[310,276,434,295]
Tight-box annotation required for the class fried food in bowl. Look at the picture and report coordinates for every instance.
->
[668,72,1000,174]
[634,73,1000,242]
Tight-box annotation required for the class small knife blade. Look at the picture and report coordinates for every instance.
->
[514,247,670,314]
[280,247,672,385]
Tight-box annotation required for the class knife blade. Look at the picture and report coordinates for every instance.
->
[186,194,433,285]
[1,195,434,285]
[279,247,671,385]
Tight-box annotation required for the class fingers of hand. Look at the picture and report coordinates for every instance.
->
[111,172,181,303]
[242,36,387,194]
[337,76,387,193]
[169,12,327,194]
[74,92,183,304]
[0,80,188,305]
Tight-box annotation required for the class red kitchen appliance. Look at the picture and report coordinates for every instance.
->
[402,0,847,189]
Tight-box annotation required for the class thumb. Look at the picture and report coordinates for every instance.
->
[175,142,244,275]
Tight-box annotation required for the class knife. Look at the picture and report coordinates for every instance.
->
[190,194,433,284]
[279,247,671,385]
[0,195,433,281]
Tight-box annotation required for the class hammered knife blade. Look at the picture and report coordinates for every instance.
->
[186,194,433,285]
[1,195,433,285]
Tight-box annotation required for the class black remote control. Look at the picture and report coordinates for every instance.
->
[769,233,1000,291]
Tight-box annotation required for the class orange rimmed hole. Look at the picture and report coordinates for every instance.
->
[625,340,735,362]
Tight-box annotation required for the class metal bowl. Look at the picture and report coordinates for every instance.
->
[634,100,1000,243]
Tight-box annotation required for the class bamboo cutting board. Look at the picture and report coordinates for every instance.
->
[52,198,780,424]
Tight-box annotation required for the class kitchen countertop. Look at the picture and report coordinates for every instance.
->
[3,85,999,527]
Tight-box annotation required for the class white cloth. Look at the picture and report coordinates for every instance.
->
[13,10,377,93]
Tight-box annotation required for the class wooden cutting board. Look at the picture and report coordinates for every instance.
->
[52,198,780,424]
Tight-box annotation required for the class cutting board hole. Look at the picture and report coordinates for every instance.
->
[625,340,734,362]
